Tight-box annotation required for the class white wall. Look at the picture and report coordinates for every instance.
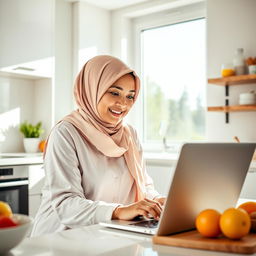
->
[0,0,54,68]
[0,76,34,152]
[54,0,73,123]
[206,0,256,199]
[34,78,52,139]
[76,2,111,70]
[52,1,112,119]
[206,0,256,142]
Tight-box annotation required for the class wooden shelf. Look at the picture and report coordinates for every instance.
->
[208,74,256,123]
[208,105,256,112]
[208,74,256,86]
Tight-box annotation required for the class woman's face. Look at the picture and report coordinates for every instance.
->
[97,73,136,125]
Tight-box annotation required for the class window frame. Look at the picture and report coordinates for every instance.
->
[131,3,206,153]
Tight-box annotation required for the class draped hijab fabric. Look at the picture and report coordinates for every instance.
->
[45,55,146,201]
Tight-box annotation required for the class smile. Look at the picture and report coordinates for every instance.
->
[109,108,123,116]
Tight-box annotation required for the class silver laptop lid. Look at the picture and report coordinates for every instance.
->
[157,143,256,236]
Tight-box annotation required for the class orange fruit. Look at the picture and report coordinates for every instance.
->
[238,201,256,214]
[221,69,235,77]
[220,208,251,239]
[195,209,222,238]
[0,201,12,217]
[38,140,46,152]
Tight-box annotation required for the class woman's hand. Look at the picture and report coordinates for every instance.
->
[112,198,162,221]
[154,196,166,206]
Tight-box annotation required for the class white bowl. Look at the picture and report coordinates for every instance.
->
[0,214,33,254]
[239,92,256,105]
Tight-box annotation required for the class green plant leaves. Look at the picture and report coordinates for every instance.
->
[19,121,44,138]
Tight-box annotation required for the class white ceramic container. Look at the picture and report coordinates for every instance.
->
[23,138,40,153]
[239,92,256,105]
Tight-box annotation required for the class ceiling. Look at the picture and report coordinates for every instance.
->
[77,0,150,10]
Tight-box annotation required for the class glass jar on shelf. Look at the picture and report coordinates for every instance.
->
[221,63,235,77]
[233,48,246,75]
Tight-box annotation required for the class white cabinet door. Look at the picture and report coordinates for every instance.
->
[0,0,54,68]
[29,165,45,194]
[29,194,42,218]
[29,164,45,217]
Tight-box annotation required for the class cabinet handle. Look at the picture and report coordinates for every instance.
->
[0,180,28,187]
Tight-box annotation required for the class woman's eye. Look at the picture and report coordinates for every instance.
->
[110,91,119,96]
[127,95,135,100]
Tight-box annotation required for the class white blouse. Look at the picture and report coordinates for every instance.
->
[31,121,159,236]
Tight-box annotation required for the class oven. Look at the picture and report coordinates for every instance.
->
[0,166,29,215]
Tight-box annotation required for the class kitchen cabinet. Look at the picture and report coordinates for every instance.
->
[207,74,256,123]
[28,164,45,218]
[0,0,54,69]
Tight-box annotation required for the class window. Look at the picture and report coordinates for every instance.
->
[141,18,206,148]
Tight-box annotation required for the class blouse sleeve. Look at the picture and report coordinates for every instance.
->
[128,125,161,200]
[44,123,120,228]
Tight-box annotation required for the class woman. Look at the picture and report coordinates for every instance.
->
[31,55,165,236]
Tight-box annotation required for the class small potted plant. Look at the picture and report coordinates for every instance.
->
[19,121,44,153]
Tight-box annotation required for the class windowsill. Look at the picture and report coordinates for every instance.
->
[144,151,256,172]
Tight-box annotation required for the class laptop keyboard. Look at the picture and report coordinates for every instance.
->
[129,219,159,228]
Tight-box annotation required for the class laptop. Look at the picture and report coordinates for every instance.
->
[100,143,256,236]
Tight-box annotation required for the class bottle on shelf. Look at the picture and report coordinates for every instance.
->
[233,48,246,75]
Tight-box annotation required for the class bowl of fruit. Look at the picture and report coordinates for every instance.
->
[0,201,33,254]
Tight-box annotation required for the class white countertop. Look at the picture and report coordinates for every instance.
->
[0,153,43,166]
[0,152,256,172]
[11,223,256,256]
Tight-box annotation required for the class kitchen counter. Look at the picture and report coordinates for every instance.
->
[0,153,43,166]
[144,152,256,172]
[11,223,256,256]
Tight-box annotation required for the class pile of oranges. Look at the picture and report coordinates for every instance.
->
[195,201,256,239]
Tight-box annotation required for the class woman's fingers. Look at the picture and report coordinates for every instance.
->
[144,198,162,215]
[112,198,164,221]
[154,197,166,205]
[137,209,148,218]
[137,199,162,219]
[145,198,162,209]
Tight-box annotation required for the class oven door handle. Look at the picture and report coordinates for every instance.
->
[0,180,28,188]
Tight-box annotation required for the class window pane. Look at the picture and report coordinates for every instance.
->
[141,18,206,143]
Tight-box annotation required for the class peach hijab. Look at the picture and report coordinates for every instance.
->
[61,55,145,201]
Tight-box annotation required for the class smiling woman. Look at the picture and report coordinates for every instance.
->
[97,74,136,125]
[30,55,165,237]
